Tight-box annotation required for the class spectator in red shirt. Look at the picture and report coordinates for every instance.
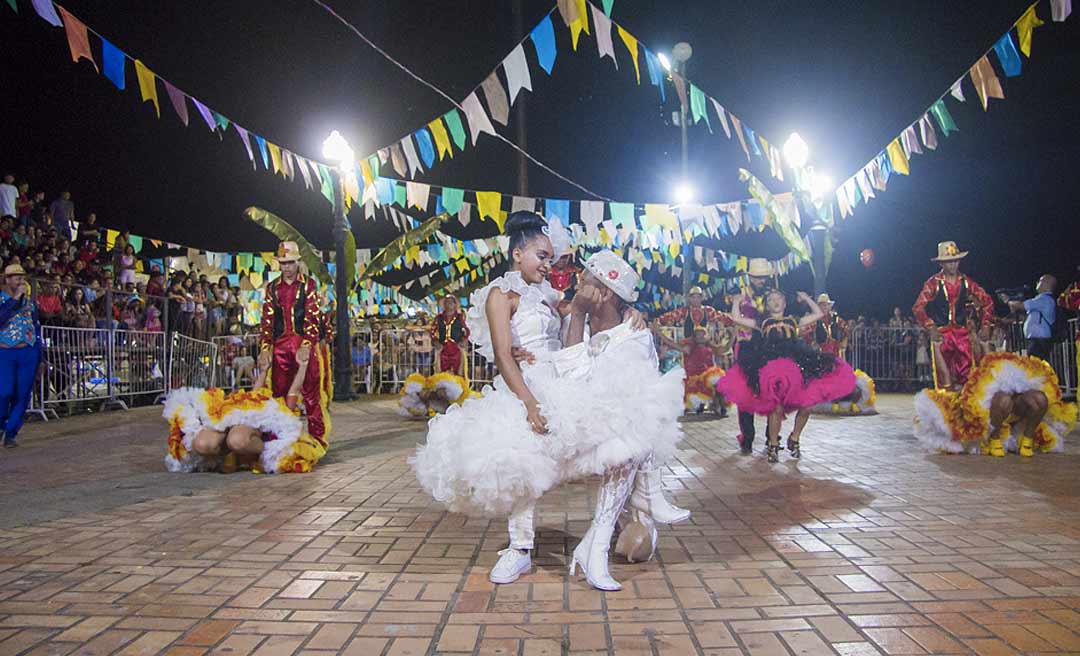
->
[36,282,63,324]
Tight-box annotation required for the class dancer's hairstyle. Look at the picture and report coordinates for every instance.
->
[504,211,548,254]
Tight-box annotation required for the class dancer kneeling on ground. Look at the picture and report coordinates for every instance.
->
[410,211,685,591]
[716,289,856,462]
[914,352,1076,456]
[164,356,326,474]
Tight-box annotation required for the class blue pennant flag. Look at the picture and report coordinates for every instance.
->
[993,32,1022,77]
[101,38,126,90]
[530,15,557,75]
[644,48,666,103]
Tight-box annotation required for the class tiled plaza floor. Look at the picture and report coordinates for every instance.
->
[0,394,1078,655]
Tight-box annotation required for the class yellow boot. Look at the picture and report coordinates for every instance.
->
[988,438,1005,457]
[1018,436,1034,457]
[831,402,841,413]
[850,403,861,414]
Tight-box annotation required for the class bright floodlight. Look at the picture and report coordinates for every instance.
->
[810,172,833,200]
[674,181,695,205]
[322,130,354,168]
[783,132,809,169]
[657,52,672,72]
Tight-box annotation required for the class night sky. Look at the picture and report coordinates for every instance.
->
[1,1,1077,317]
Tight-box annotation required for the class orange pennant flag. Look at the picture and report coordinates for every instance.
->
[969,55,1005,111]
[58,7,97,72]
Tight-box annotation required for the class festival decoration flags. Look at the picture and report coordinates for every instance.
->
[58,7,95,71]
[163,80,189,126]
[929,99,958,135]
[443,110,467,150]
[616,26,640,83]
[1016,4,1045,56]
[428,118,453,160]
[885,139,910,175]
[503,44,532,104]
[414,128,435,168]
[30,0,59,26]
[101,37,125,90]
[480,72,510,125]
[461,92,497,145]
[1051,0,1071,21]
[530,15,557,75]
[592,5,617,68]
[949,79,965,102]
[993,32,1022,76]
[969,55,1005,110]
[191,98,216,132]
[134,59,160,118]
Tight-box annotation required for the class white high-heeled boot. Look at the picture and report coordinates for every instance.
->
[627,453,690,525]
[570,464,636,591]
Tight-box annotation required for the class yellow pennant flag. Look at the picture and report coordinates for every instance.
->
[106,229,119,249]
[698,273,710,284]
[643,204,679,230]
[134,60,160,118]
[617,26,640,84]
[569,0,590,50]
[886,138,910,175]
[736,256,747,272]
[1015,3,1044,57]
[359,160,373,185]
[428,118,453,160]
[267,142,283,175]
[476,191,506,230]
[668,241,680,259]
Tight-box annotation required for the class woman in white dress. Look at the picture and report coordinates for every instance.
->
[411,213,682,590]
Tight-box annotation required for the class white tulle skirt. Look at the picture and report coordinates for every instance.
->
[410,356,684,517]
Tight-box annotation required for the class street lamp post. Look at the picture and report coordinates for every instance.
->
[783,132,831,298]
[672,42,693,295]
[323,131,355,402]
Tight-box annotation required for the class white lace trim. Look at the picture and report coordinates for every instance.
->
[466,272,560,360]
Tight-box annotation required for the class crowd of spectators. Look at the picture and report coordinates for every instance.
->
[0,174,251,340]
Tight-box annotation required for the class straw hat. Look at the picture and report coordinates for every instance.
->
[274,241,301,262]
[931,241,968,262]
[747,258,772,278]
[687,286,705,297]
[3,264,26,277]
[584,250,640,303]
[817,293,834,305]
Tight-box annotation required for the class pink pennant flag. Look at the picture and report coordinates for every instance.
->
[233,125,256,168]
[58,7,97,71]
[163,80,189,126]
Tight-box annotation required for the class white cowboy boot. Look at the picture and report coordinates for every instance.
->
[490,503,534,584]
[570,464,636,591]
[627,453,690,524]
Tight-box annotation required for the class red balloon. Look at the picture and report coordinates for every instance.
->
[860,248,875,268]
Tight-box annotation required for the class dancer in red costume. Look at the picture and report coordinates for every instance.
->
[912,241,994,390]
[257,241,329,446]
[810,294,846,358]
[432,296,469,376]
[656,285,727,338]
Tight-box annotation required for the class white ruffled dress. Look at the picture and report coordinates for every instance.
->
[410,272,684,517]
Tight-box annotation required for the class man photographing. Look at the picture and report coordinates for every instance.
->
[1001,274,1057,362]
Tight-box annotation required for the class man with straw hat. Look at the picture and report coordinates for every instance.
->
[912,241,994,390]
[811,293,847,358]
[0,264,40,448]
[257,241,330,446]
[728,257,773,455]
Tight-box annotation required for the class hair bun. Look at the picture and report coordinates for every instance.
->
[503,211,547,236]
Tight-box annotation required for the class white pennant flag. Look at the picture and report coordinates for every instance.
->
[511,196,536,213]
[919,114,938,151]
[406,182,430,210]
[296,156,313,189]
[1052,0,1072,21]
[950,79,965,102]
[458,201,472,228]
[710,98,731,138]
[580,200,604,241]
[503,44,533,105]
[401,137,423,177]
[592,5,618,68]
[461,92,497,145]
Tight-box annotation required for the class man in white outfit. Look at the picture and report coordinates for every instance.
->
[490,250,688,590]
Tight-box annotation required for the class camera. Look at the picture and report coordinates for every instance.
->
[994,285,1030,303]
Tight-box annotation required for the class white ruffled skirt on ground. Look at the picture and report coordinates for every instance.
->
[410,357,684,517]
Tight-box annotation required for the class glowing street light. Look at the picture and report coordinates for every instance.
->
[674,181,696,205]
[782,132,809,170]
[657,52,671,72]
[322,130,354,168]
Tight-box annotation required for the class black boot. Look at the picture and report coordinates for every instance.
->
[738,410,755,454]
[786,435,801,459]
[766,443,780,463]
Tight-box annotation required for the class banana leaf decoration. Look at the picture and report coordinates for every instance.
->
[244,207,331,286]
[738,169,811,264]
[359,212,452,281]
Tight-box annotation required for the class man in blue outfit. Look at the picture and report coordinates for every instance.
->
[1002,274,1057,363]
[0,264,41,448]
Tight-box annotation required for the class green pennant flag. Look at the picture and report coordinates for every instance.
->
[443,110,467,151]
[212,111,230,132]
[602,0,614,15]
[393,182,407,207]
[689,84,710,131]
[930,99,958,136]
[368,154,380,179]
[442,187,464,214]
[317,164,334,204]
[6,0,17,13]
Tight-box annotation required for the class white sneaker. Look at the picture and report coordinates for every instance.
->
[489,548,531,584]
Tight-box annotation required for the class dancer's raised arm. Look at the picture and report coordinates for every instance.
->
[796,291,825,327]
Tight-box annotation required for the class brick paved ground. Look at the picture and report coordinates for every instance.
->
[0,394,1078,655]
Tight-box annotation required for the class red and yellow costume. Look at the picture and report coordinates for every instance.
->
[811,311,846,357]
[682,342,726,412]
[548,260,580,293]
[913,273,994,387]
[259,274,329,446]
[432,310,469,375]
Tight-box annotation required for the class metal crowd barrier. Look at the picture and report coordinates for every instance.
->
[847,318,1078,396]
[210,333,262,391]
[168,333,218,391]
[373,327,492,392]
